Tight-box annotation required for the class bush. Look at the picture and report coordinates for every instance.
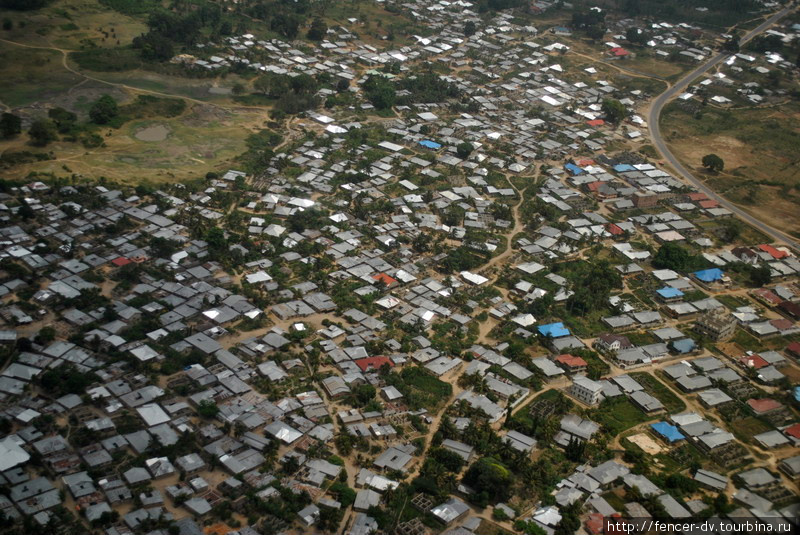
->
[90,95,119,125]
[28,119,57,147]
[462,457,513,506]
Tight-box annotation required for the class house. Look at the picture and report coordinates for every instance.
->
[570,375,604,406]
[554,354,588,374]
[430,498,469,525]
[595,333,633,352]
[693,308,736,341]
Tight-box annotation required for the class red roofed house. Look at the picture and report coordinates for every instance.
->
[585,513,604,535]
[752,288,782,307]
[770,318,796,334]
[609,47,630,58]
[372,273,399,288]
[577,159,595,167]
[686,192,709,202]
[786,341,800,359]
[778,300,800,320]
[746,398,783,415]
[111,257,132,267]
[587,119,605,127]
[758,244,788,260]
[784,423,800,440]
[355,356,394,372]
[554,354,588,373]
[606,223,625,236]
[740,354,768,370]
[699,200,719,209]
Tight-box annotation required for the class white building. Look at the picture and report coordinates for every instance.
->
[570,375,604,406]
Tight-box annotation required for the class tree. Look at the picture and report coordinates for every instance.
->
[651,242,707,272]
[28,119,57,146]
[205,227,226,249]
[254,73,291,98]
[0,112,21,139]
[626,27,648,45]
[718,219,741,243]
[456,142,474,159]
[48,107,77,133]
[702,153,724,173]
[602,98,627,124]
[749,265,771,287]
[565,436,586,461]
[585,25,605,40]
[307,18,327,41]
[363,75,396,110]
[722,35,740,52]
[461,457,513,506]
[89,95,119,125]
[464,21,476,37]
[351,384,376,407]
[0,0,51,9]
[197,400,219,419]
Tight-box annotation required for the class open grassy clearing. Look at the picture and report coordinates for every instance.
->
[0,102,264,184]
[661,100,800,236]
[0,42,83,108]
[0,0,147,49]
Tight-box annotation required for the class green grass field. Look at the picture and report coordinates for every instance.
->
[590,397,650,435]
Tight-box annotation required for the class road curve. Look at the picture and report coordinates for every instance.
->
[647,4,800,252]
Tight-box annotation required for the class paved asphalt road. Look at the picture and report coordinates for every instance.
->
[647,4,800,252]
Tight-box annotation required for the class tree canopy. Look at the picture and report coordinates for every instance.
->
[652,242,709,272]
[702,153,724,172]
[89,95,119,125]
[307,18,327,41]
[28,119,57,147]
[0,113,21,139]
[602,98,628,124]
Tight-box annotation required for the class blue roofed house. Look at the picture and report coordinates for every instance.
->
[670,338,696,355]
[693,268,724,288]
[656,287,684,303]
[650,422,685,443]
[538,322,571,338]
[565,163,584,176]
[419,140,442,150]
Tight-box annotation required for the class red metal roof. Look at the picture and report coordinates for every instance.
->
[555,354,588,368]
[372,273,398,286]
[746,398,782,413]
[758,244,788,259]
[355,356,394,372]
[785,423,800,439]
[740,354,768,369]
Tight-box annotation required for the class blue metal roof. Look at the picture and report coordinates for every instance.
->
[538,322,570,338]
[693,268,723,282]
[651,422,685,443]
[419,139,442,149]
[671,338,696,354]
[564,163,584,175]
[656,287,684,299]
[614,164,636,172]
